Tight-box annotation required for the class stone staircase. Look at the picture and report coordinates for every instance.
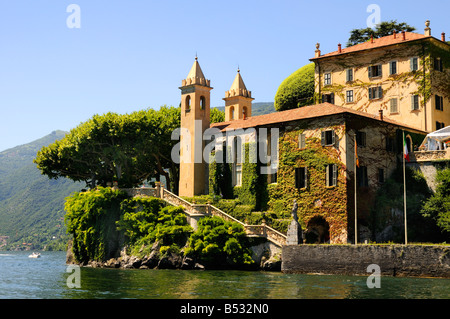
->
[122,185,286,247]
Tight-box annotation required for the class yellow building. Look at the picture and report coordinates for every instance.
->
[310,21,450,133]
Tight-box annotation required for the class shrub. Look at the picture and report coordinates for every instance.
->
[184,216,254,267]
[65,187,129,263]
[274,63,315,111]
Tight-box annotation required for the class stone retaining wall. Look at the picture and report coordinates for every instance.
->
[282,245,450,278]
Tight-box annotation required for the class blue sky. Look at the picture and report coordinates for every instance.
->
[0,0,448,152]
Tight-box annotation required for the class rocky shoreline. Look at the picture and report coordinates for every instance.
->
[66,240,281,271]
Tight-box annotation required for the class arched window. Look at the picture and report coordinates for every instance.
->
[200,96,206,110]
[243,106,248,118]
[185,95,191,112]
[230,106,235,120]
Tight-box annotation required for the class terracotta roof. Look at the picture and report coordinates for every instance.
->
[310,32,432,60]
[210,102,425,134]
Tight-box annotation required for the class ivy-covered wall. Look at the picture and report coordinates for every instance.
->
[268,120,348,244]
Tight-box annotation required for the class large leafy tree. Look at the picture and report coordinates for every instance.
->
[347,20,416,47]
[35,106,181,192]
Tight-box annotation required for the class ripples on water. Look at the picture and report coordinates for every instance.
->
[0,251,449,299]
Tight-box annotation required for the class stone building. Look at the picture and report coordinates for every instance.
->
[177,20,448,243]
[310,20,449,133]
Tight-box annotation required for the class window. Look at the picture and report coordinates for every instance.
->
[235,163,242,186]
[295,167,308,189]
[298,133,306,149]
[321,130,336,146]
[386,136,395,152]
[326,164,337,187]
[346,90,354,103]
[435,95,444,111]
[411,95,419,111]
[322,93,335,104]
[436,121,445,130]
[200,96,206,110]
[368,64,382,78]
[185,95,191,112]
[356,131,366,147]
[357,166,368,187]
[390,98,398,113]
[324,73,332,85]
[243,106,248,118]
[230,106,235,119]
[389,61,397,75]
[346,68,353,82]
[434,57,443,72]
[368,86,383,100]
[378,168,385,184]
[410,57,419,71]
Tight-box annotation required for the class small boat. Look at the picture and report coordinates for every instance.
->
[28,252,41,258]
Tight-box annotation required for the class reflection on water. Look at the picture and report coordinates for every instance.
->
[1,251,449,299]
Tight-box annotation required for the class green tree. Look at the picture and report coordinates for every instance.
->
[210,107,225,123]
[421,168,450,236]
[274,63,315,111]
[347,20,416,47]
[35,106,181,192]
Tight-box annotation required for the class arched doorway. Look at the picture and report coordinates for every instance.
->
[305,216,330,243]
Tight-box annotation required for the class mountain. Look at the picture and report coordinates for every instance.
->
[0,131,83,250]
[214,102,275,116]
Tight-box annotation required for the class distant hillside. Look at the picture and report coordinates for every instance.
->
[214,102,275,117]
[0,131,83,250]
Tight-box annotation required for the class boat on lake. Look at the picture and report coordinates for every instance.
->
[28,252,40,258]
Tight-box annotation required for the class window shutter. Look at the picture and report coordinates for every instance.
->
[368,66,372,78]
[411,95,415,110]
[330,93,335,104]
[321,131,326,146]
[377,65,382,77]
[299,133,306,149]
[326,165,330,186]
[378,86,383,99]
[322,94,325,103]
[368,88,373,99]
[410,58,414,71]
[332,164,337,186]
[331,130,336,145]
[304,167,308,189]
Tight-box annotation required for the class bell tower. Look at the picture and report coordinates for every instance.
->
[223,68,254,121]
[179,57,212,197]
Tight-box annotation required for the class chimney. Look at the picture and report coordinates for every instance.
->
[442,32,446,42]
[370,34,374,43]
[424,20,431,36]
[402,30,406,40]
[338,43,342,53]
[315,43,321,58]
[379,109,383,121]
[393,30,396,39]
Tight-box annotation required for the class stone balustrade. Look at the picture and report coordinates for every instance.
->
[121,185,286,247]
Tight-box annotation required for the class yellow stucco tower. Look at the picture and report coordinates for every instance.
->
[223,69,254,121]
[179,57,212,197]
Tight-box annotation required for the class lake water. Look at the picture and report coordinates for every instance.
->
[0,251,449,299]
